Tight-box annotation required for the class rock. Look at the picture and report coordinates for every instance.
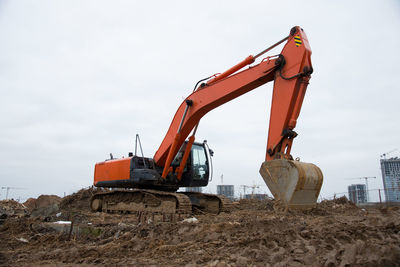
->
[182,217,199,223]
[16,237,29,243]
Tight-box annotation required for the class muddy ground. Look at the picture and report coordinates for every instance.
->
[1,189,400,266]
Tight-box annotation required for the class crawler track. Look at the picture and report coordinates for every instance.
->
[90,189,232,221]
[182,192,233,214]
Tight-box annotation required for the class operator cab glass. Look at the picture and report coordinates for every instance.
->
[172,141,211,187]
[191,144,209,180]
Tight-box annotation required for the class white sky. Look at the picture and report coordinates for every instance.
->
[0,0,399,201]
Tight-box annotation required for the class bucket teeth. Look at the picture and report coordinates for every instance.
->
[260,159,323,209]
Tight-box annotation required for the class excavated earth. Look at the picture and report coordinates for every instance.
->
[1,188,400,266]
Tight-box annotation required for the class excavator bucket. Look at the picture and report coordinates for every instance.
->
[260,159,323,209]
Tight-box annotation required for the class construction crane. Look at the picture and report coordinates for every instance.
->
[346,177,376,202]
[380,149,398,159]
[240,184,261,198]
[1,187,25,200]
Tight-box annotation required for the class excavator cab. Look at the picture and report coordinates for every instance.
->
[94,140,212,190]
[173,141,212,188]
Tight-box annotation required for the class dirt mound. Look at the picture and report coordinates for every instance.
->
[1,193,400,266]
[304,196,360,216]
[59,187,101,212]
[0,200,27,219]
[235,198,275,211]
[23,195,62,217]
[23,198,36,210]
[24,195,61,211]
[236,196,358,215]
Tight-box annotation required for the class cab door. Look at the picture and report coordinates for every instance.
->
[178,142,211,187]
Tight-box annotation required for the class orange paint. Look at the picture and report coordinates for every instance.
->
[94,157,131,186]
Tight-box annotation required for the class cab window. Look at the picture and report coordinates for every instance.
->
[192,144,208,180]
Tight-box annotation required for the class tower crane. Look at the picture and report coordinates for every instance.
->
[240,184,261,198]
[1,187,25,200]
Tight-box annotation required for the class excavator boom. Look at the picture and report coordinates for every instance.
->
[153,26,322,208]
[154,56,277,167]
[155,26,312,166]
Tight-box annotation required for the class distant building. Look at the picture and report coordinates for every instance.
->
[348,184,367,204]
[380,158,400,202]
[217,185,234,200]
[185,187,202,193]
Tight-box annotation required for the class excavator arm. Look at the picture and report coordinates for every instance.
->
[154,26,323,208]
[154,54,277,171]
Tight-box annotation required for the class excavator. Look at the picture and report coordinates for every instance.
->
[91,26,323,217]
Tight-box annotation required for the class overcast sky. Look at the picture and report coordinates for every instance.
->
[0,0,399,201]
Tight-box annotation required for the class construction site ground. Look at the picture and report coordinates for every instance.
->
[1,188,400,266]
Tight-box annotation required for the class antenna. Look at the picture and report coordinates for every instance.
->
[135,134,147,168]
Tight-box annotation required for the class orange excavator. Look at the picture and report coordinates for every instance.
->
[91,26,323,216]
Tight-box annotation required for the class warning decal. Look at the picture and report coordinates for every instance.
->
[294,35,302,47]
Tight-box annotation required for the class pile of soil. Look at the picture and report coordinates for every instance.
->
[0,199,27,220]
[24,195,61,212]
[23,195,62,217]
[234,198,275,211]
[1,189,400,266]
[59,187,101,212]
